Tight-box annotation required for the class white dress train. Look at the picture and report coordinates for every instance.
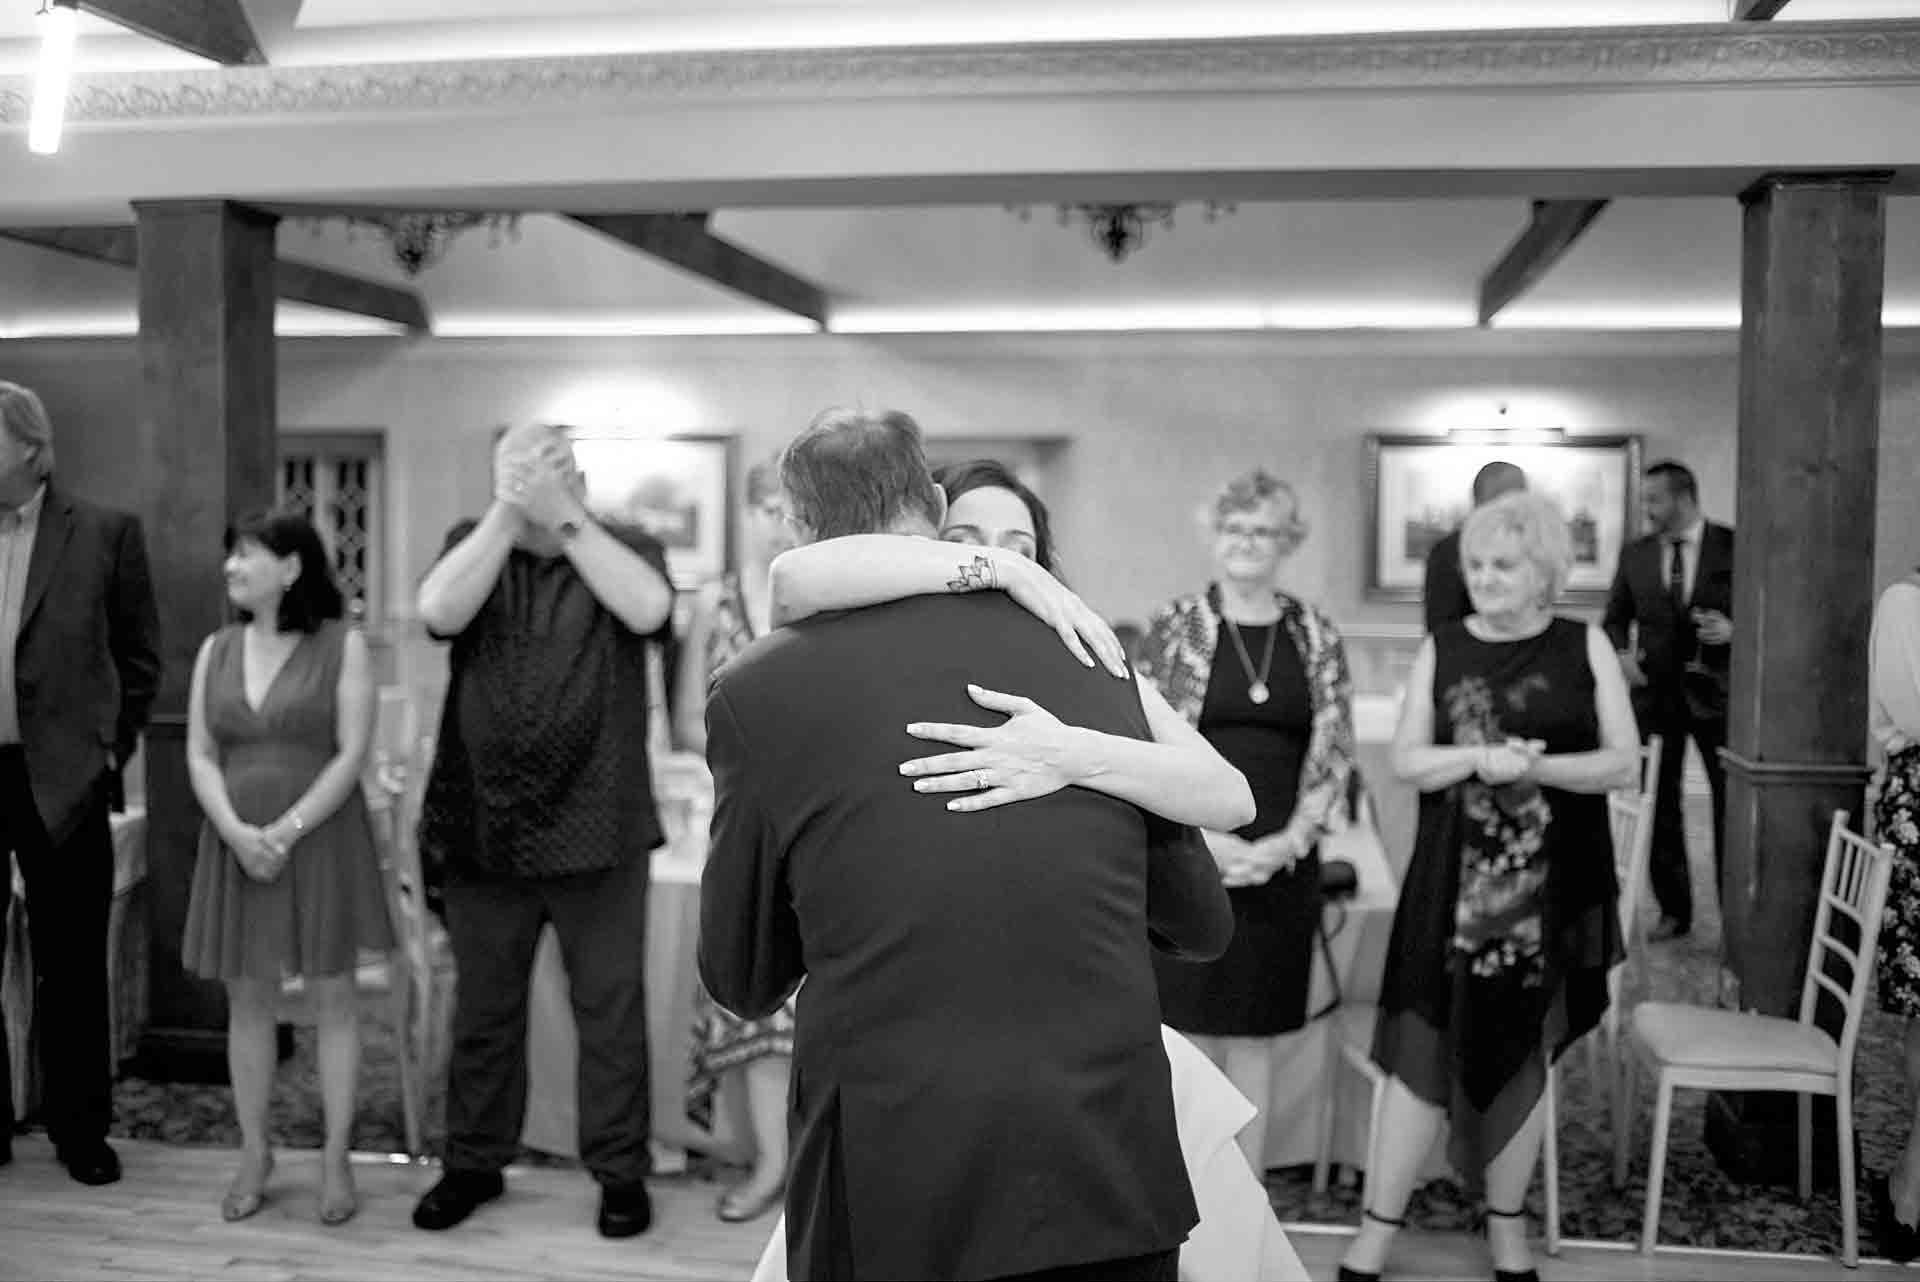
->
[749,1025,1308,1282]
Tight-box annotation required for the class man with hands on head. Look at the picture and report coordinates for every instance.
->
[411,424,675,1240]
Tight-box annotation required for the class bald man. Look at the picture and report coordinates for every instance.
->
[1421,461,1527,634]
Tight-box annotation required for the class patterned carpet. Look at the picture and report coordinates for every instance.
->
[94,800,1913,1255]
[1265,796,1913,1256]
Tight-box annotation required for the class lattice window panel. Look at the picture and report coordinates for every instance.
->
[277,436,384,626]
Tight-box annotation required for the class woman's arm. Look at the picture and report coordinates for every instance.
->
[902,681,1256,829]
[1390,637,1488,792]
[769,534,1127,676]
[258,629,379,854]
[1523,625,1642,794]
[674,587,719,754]
[186,636,247,842]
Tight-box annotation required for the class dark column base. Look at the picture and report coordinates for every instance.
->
[1704,1090,1858,1191]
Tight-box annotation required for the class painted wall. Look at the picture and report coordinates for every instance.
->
[6,329,1916,700]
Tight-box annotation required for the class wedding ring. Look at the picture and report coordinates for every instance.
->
[975,769,991,791]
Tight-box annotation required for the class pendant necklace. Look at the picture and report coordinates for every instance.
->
[1224,613,1279,706]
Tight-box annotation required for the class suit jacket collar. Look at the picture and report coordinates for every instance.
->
[19,482,73,634]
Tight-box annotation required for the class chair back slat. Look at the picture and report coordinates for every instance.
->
[1798,811,1896,1070]
[1608,734,1662,966]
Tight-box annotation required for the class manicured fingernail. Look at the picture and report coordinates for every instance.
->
[966,684,982,692]
[906,724,925,734]
[899,762,916,775]
[947,800,964,811]
[915,780,931,791]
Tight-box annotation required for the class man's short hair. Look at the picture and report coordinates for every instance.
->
[0,381,56,480]
[780,407,942,542]
[1471,460,1526,506]
[1645,460,1698,502]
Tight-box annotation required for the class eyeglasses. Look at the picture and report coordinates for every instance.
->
[1218,522,1288,542]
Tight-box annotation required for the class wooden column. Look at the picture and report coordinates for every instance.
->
[1707,172,1886,1182]
[131,200,279,1080]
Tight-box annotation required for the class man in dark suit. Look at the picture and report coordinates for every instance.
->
[0,381,161,1183]
[1422,460,1526,634]
[1603,459,1734,942]
[700,408,1232,1282]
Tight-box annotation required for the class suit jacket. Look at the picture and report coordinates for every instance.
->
[11,485,161,844]
[700,593,1232,1282]
[1422,528,1473,635]
[1602,521,1734,726]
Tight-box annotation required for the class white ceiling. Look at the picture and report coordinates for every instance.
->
[3,1,1919,337]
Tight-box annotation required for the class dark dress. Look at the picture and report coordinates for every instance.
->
[1371,617,1619,1180]
[182,621,394,982]
[1155,619,1320,1037]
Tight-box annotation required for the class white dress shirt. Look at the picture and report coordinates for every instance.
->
[0,483,47,746]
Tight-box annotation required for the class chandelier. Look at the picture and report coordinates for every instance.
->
[305,212,523,277]
[1010,202,1238,263]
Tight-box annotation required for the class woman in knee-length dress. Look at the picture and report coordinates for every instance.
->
[1339,492,1639,1282]
[182,509,391,1227]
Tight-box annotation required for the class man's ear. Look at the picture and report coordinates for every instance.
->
[930,482,948,532]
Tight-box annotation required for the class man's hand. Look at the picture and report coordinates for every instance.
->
[499,439,587,533]
[1693,609,1733,646]
[1616,650,1649,689]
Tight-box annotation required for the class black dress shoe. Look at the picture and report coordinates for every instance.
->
[412,1170,505,1231]
[56,1141,121,1186]
[597,1183,653,1238]
[1874,1174,1920,1263]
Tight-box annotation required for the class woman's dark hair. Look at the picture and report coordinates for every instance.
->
[934,459,1058,575]
[224,508,344,633]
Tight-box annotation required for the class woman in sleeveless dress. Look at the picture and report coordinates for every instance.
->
[678,460,803,1222]
[181,510,393,1226]
[1338,492,1638,1282]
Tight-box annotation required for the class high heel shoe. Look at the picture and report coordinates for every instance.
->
[1483,1206,1539,1282]
[716,1179,784,1223]
[1337,1207,1406,1282]
[219,1151,275,1223]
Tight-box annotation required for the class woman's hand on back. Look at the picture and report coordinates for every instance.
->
[991,551,1130,678]
[900,684,1084,811]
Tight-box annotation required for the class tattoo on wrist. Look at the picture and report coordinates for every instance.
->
[947,554,997,593]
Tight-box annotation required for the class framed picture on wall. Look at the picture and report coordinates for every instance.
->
[566,433,736,589]
[1364,433,1643,604]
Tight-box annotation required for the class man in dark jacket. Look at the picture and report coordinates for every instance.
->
[701,407,1232,1282]
[0,381,161,1184]
[1422,460,1526,634]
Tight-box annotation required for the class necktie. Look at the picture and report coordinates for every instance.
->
[1667,537,1687,607]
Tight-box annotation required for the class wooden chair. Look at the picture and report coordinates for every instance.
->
[1615,810,1893,1266]
[277,703,449,1160]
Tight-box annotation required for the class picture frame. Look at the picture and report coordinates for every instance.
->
[1364,433,1643,605]
[565,433,737,589]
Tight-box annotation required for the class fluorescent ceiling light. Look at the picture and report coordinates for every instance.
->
[29,1,79,157]
[829,302,1475,335]
[432,313,819,338]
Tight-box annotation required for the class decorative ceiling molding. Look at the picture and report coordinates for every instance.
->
[1,20,1919,127]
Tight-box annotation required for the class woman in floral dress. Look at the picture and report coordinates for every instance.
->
[1869,565,1920,1260]
[678,460,799,1222]
[1338,492,1638,1282]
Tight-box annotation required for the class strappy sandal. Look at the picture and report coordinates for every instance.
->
[1337,1207,1407,1282]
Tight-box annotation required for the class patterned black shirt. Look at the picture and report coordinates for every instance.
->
[420,518,671,881]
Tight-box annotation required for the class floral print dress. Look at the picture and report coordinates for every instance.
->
[1370,617,1619,1182]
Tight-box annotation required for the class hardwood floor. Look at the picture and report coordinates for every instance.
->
[0,1138,1911,1281]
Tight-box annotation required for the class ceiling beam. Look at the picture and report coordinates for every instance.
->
[564,213,828,327]
[0,225,430,333]
[1475,199,1610,326]
[1732,0,1794,18]
[76,0,266,66]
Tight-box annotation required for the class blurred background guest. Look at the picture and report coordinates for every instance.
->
[181,509,388,1226]
[676,458,800,1224]
[1423,462,1526,635]
[1341,491,1637,1282]
[1870,562,1920,1261]
[0,381,160,1186]
[1137,467,1355,1172]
